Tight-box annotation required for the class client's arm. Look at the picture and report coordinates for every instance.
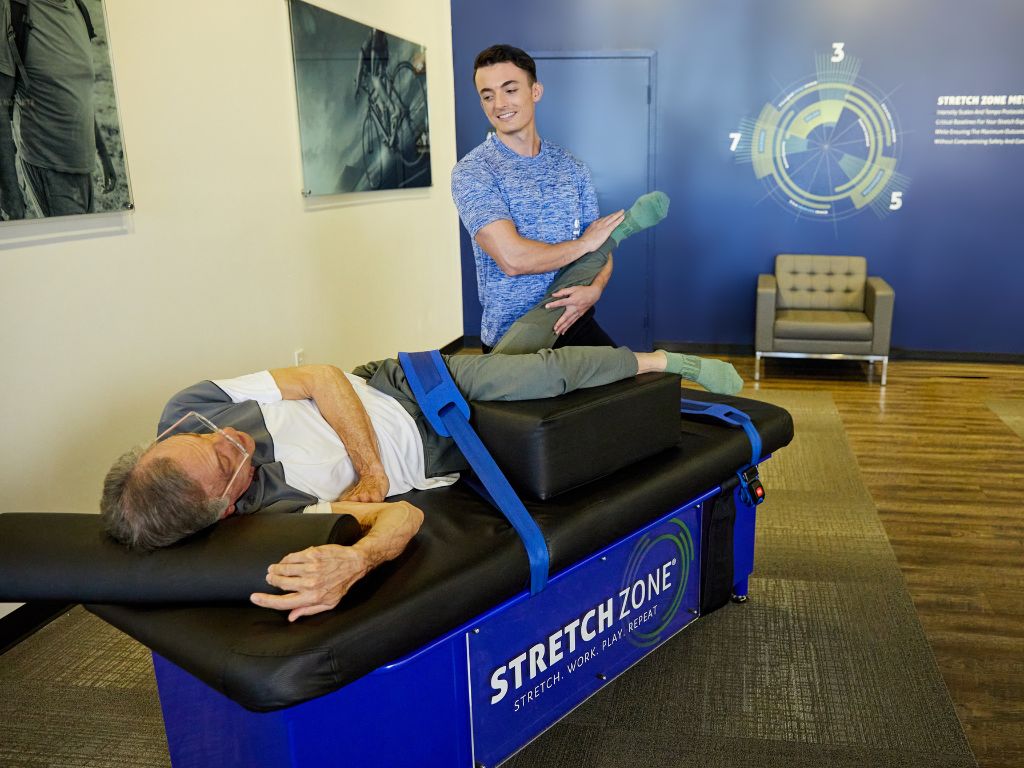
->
[270,365,389,502]
[249,500,424,621]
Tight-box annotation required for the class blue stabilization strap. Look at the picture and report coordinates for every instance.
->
[680,398,765,506]
[399,350,550,594]
[679,398,762,466]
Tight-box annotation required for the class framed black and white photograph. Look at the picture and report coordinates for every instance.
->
[288,0,431,195]
[0,0,132,222]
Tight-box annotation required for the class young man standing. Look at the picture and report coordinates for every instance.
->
[452,44,623,352]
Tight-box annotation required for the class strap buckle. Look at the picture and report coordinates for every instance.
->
[398,350,469,438]
[737,465,765,507]
[680,397,766,507]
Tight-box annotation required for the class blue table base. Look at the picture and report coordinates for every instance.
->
[153,483,760,768]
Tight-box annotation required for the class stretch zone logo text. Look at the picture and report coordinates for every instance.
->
[489,559,674,704]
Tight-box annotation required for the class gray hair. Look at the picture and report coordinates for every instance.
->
[100,443,228,551]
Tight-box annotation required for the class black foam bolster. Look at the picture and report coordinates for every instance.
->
[470,372,682,500]
[0,512,361,603]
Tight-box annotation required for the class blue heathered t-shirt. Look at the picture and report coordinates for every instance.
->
[451,133,599,346]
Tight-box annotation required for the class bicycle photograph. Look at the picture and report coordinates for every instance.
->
[356,32,430,190]
[289,1,432,195]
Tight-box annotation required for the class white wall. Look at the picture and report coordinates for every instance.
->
[0,0,462,519]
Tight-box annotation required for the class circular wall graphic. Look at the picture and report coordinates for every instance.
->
[734,49,909,221]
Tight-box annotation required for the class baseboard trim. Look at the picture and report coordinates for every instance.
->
[443,335,483,354]
[889,348,1024,364]
[0,601,74,655]
[440,336,472,355]
[655,340,1023,365]
[653,340,750,356]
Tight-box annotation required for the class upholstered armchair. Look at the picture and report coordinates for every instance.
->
[755,254,895,384]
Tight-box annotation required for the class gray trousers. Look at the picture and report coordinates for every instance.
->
[352,344,637,476]
[22,161,93,217]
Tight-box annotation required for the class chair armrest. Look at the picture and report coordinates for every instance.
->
[755,274,777,352]
[865,276,895,355]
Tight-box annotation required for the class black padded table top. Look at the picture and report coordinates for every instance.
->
[89,386,793,712]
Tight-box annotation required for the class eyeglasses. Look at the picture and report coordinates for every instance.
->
[156,411,251,500]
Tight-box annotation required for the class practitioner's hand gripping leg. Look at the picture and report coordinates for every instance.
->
[491,192,671,355]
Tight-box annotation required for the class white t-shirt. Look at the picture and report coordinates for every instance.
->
[211,371,457,509]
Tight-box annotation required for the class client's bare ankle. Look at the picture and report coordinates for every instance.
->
[635,350,668,374]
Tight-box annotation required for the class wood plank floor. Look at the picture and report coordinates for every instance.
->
[737,356,1024,768]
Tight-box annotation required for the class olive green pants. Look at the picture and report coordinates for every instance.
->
[490,250,610,355]
[352,344,637,476]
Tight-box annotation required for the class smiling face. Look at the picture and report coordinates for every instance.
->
[474,61,543,140]
[142,428,256,516]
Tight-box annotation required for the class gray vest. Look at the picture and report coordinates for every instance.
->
[158,382,318,515]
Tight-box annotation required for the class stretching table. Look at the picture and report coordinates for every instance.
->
[2,374,793,768]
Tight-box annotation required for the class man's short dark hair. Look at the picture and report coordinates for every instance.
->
[473,44,537,84]
[100,445,227,551]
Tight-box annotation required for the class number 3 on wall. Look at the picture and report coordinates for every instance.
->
[831,42,845,63]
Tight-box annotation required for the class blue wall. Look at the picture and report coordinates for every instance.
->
[451,0,1024,354]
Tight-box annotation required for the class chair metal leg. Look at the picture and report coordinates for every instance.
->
[881,356,888,386]
[754,352,761,381]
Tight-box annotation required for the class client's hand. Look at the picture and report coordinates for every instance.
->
[340,472,389,503]
[251,544,369,622]
[250,500,423,622]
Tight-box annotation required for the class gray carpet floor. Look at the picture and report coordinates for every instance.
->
[0,607,168,767]
[506,391,977,767]
[0,391,977,767]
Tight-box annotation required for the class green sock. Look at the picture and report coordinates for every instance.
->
[597,191,670,255]
[661,351,744,395]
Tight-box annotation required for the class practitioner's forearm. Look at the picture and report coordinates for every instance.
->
[477,221,591,275]
[476,211,624,276]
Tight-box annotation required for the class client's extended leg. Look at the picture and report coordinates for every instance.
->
[445,346,639,401]
[444,345,742,402]
[660,351,743,395]
[491,192,670,356]
[641,350,742,395]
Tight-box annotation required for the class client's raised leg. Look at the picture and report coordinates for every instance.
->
[597,191,671,255]
[491,192,671,356]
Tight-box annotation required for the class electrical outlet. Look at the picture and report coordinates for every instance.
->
[294,348,305,366]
